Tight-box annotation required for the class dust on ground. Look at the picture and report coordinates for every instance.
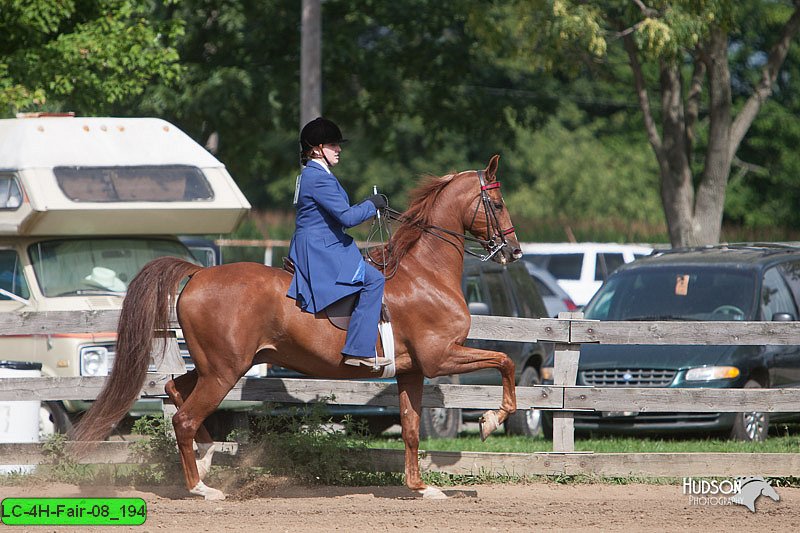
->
[1,477,797,532]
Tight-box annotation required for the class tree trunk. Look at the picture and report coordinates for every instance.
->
[657,62,696,247]
[627,7,800,248]
[694,28,733,245]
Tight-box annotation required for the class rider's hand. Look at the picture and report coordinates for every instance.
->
[365,193,388,210]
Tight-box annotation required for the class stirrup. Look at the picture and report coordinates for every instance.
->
[343,356,391,368]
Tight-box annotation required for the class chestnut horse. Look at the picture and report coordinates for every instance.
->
[72,155,523,500]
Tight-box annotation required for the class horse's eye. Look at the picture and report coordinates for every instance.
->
[493,202,504,210]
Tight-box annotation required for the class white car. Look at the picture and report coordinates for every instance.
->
[520,242,654,306]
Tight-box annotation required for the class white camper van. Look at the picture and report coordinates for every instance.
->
[0,116,253,436]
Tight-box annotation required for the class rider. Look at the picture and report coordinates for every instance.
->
[287,117,390,368]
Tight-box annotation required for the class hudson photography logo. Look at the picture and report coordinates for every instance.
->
[682,476,780,512]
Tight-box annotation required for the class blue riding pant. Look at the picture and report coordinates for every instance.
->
[341,263,385,358]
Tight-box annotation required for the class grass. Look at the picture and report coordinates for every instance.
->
[368,426,800,454]
[4,414,800,489]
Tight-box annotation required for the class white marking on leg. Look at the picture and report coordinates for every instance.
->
[418,486,447,500]
[189,481,226,501]
[195,442,215,481]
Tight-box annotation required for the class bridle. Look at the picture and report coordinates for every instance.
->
[372,170,515,270]
[467,170,516,262]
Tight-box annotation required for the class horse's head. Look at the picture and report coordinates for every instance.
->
[462,155,522,265]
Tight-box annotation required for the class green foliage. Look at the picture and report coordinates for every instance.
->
[130,414,181,484]
[468,0,800,244]
[0,0,182,115]
[3,0,794,242]
[38,433,95,483]
[503,104,662,231]
[245,401,373,485]
[724,1,800,232]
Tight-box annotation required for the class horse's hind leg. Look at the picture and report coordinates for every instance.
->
[396,372,446,500]
[165,372,216,481]
[170,376,236,500]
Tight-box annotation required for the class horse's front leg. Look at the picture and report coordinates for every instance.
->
[396,372,447,500]
[428,343,516,441]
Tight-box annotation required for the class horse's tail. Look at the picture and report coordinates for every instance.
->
[71,257,203,442]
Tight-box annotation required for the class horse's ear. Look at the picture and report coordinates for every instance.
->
[485,154,500,182]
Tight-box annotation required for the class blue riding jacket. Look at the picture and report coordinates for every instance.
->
[287,160,378,313]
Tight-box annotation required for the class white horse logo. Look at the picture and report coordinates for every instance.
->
[731,476,780,512]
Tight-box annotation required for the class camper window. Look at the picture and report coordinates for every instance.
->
[0,250,30,300]
[0,175,23,210]
[53,165,214,202]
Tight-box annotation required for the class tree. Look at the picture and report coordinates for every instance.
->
[0,0,181,116]
[474,0,800,246]
[132,0,562,209]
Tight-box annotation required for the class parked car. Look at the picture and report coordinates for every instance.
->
[524,261,578,317]
[540,243,800,442]
[521,242,653,306]
[269,254,554,439]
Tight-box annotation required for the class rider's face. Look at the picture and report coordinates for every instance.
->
[319,143,341,166]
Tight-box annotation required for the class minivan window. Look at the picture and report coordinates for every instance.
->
[508,264,548,318]
[29,238,197,297]
[526,253,583,280]
[0,174,23,209]
[584,267,757,321]
[780,261,800,306]
[464,276,485,304]
[483,271,514,316]
[595,253,625,281]
[0,250,30,299]
[761,266,797,320]
[54,165,213,202]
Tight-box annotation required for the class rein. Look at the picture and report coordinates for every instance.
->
[366,170,514,274]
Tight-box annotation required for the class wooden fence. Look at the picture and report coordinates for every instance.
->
[2,310,800,478]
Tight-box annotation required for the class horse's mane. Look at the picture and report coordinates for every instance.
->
[373,172,457,271]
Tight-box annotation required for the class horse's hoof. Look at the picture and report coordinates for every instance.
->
[190,481,226,501]
[479,410,499,441]
[418,486,447,500]
[204,488,226,501]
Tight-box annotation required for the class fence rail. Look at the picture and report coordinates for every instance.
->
[3,377,800,413]
[1,311,800,477]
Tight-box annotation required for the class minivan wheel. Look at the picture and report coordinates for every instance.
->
[419,376,461,439]
[730,380,768,442]
[505,366,542,437]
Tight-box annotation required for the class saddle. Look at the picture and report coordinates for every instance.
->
[283,257,390,330]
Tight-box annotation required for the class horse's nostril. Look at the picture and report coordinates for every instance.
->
[512,249,522,259]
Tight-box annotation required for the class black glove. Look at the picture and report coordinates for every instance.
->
[365,193,388,210]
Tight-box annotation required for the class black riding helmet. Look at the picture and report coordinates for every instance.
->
[300,117,347,152]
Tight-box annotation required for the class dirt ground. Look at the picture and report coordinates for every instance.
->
[1,478,797,532]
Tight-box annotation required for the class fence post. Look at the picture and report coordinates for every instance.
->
[552,311,582,453]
